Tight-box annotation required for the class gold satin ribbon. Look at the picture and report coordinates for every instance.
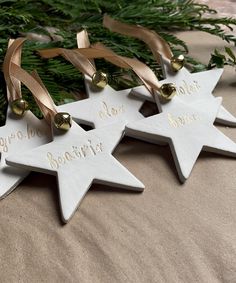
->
[39,45,96,77]
[39,32,163,95]
[3,38,58,123]
[103,14,173,64]
[3,38,25,102]
[3,19,173,120]
[78,43,160,94]
[10,63,57,123]
[77,30,95,68]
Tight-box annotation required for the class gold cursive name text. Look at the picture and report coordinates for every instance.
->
[168,112,201,128]
[99,101,125,119]
[0,124,44,153]
[47,139,103,169]
[176,80,201,96]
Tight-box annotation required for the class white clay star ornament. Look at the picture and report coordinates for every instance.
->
[0,107,51,198]
[0,38,51,199]
[6,121,144,222]
[132,57,236,126]
[126,96,236,182]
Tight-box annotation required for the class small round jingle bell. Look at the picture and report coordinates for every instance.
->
[10,98,29,116]
[92,71,108,88]
[54,112,72,131]
[160,83,176,100]
[170,54,185,72]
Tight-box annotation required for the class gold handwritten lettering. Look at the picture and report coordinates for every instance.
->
[0,124,46,153]
[98,101,125,119]
[27,123,35,139]
[16,131,24,140]
[168,113,201,128]
[0,137,8,152]
[47,152,59,169]
[47,140,104,169]
[176,80,201,96]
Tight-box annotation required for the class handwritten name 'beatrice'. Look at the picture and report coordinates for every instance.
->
[47,139,103,169]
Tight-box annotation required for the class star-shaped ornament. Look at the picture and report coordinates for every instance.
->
[131,59,236,126]
[6,121,144,222]
[0,107,51,198]
[57,75,144,133]
[126,96,236,182]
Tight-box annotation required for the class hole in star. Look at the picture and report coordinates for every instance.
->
[139,100,159,117]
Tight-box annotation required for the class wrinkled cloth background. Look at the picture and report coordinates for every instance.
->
[1,28,236,283]
[200,0,236,18]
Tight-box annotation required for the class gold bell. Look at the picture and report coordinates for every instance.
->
[160,83,177,100]
[10,98,29,116]
[92,71,108,88]
[170,54,185,71]
[54,112,72,131]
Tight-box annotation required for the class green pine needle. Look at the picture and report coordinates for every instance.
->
[0,0,236,125]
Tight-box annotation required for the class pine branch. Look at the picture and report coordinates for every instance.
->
[0,0,236,125]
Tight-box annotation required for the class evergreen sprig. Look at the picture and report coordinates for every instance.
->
[0,0,236,124]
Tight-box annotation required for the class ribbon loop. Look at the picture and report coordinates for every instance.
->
[77,30,96,68]
[39,44,96,77]
[103,14,173,64]
[9,63,57,123]
[78,43,160,95]
[3,38,26,102]
[39,33,162,96]
[3,37,58,122]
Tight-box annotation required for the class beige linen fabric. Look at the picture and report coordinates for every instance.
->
[1,31,236,283]
[199,0,236,18]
